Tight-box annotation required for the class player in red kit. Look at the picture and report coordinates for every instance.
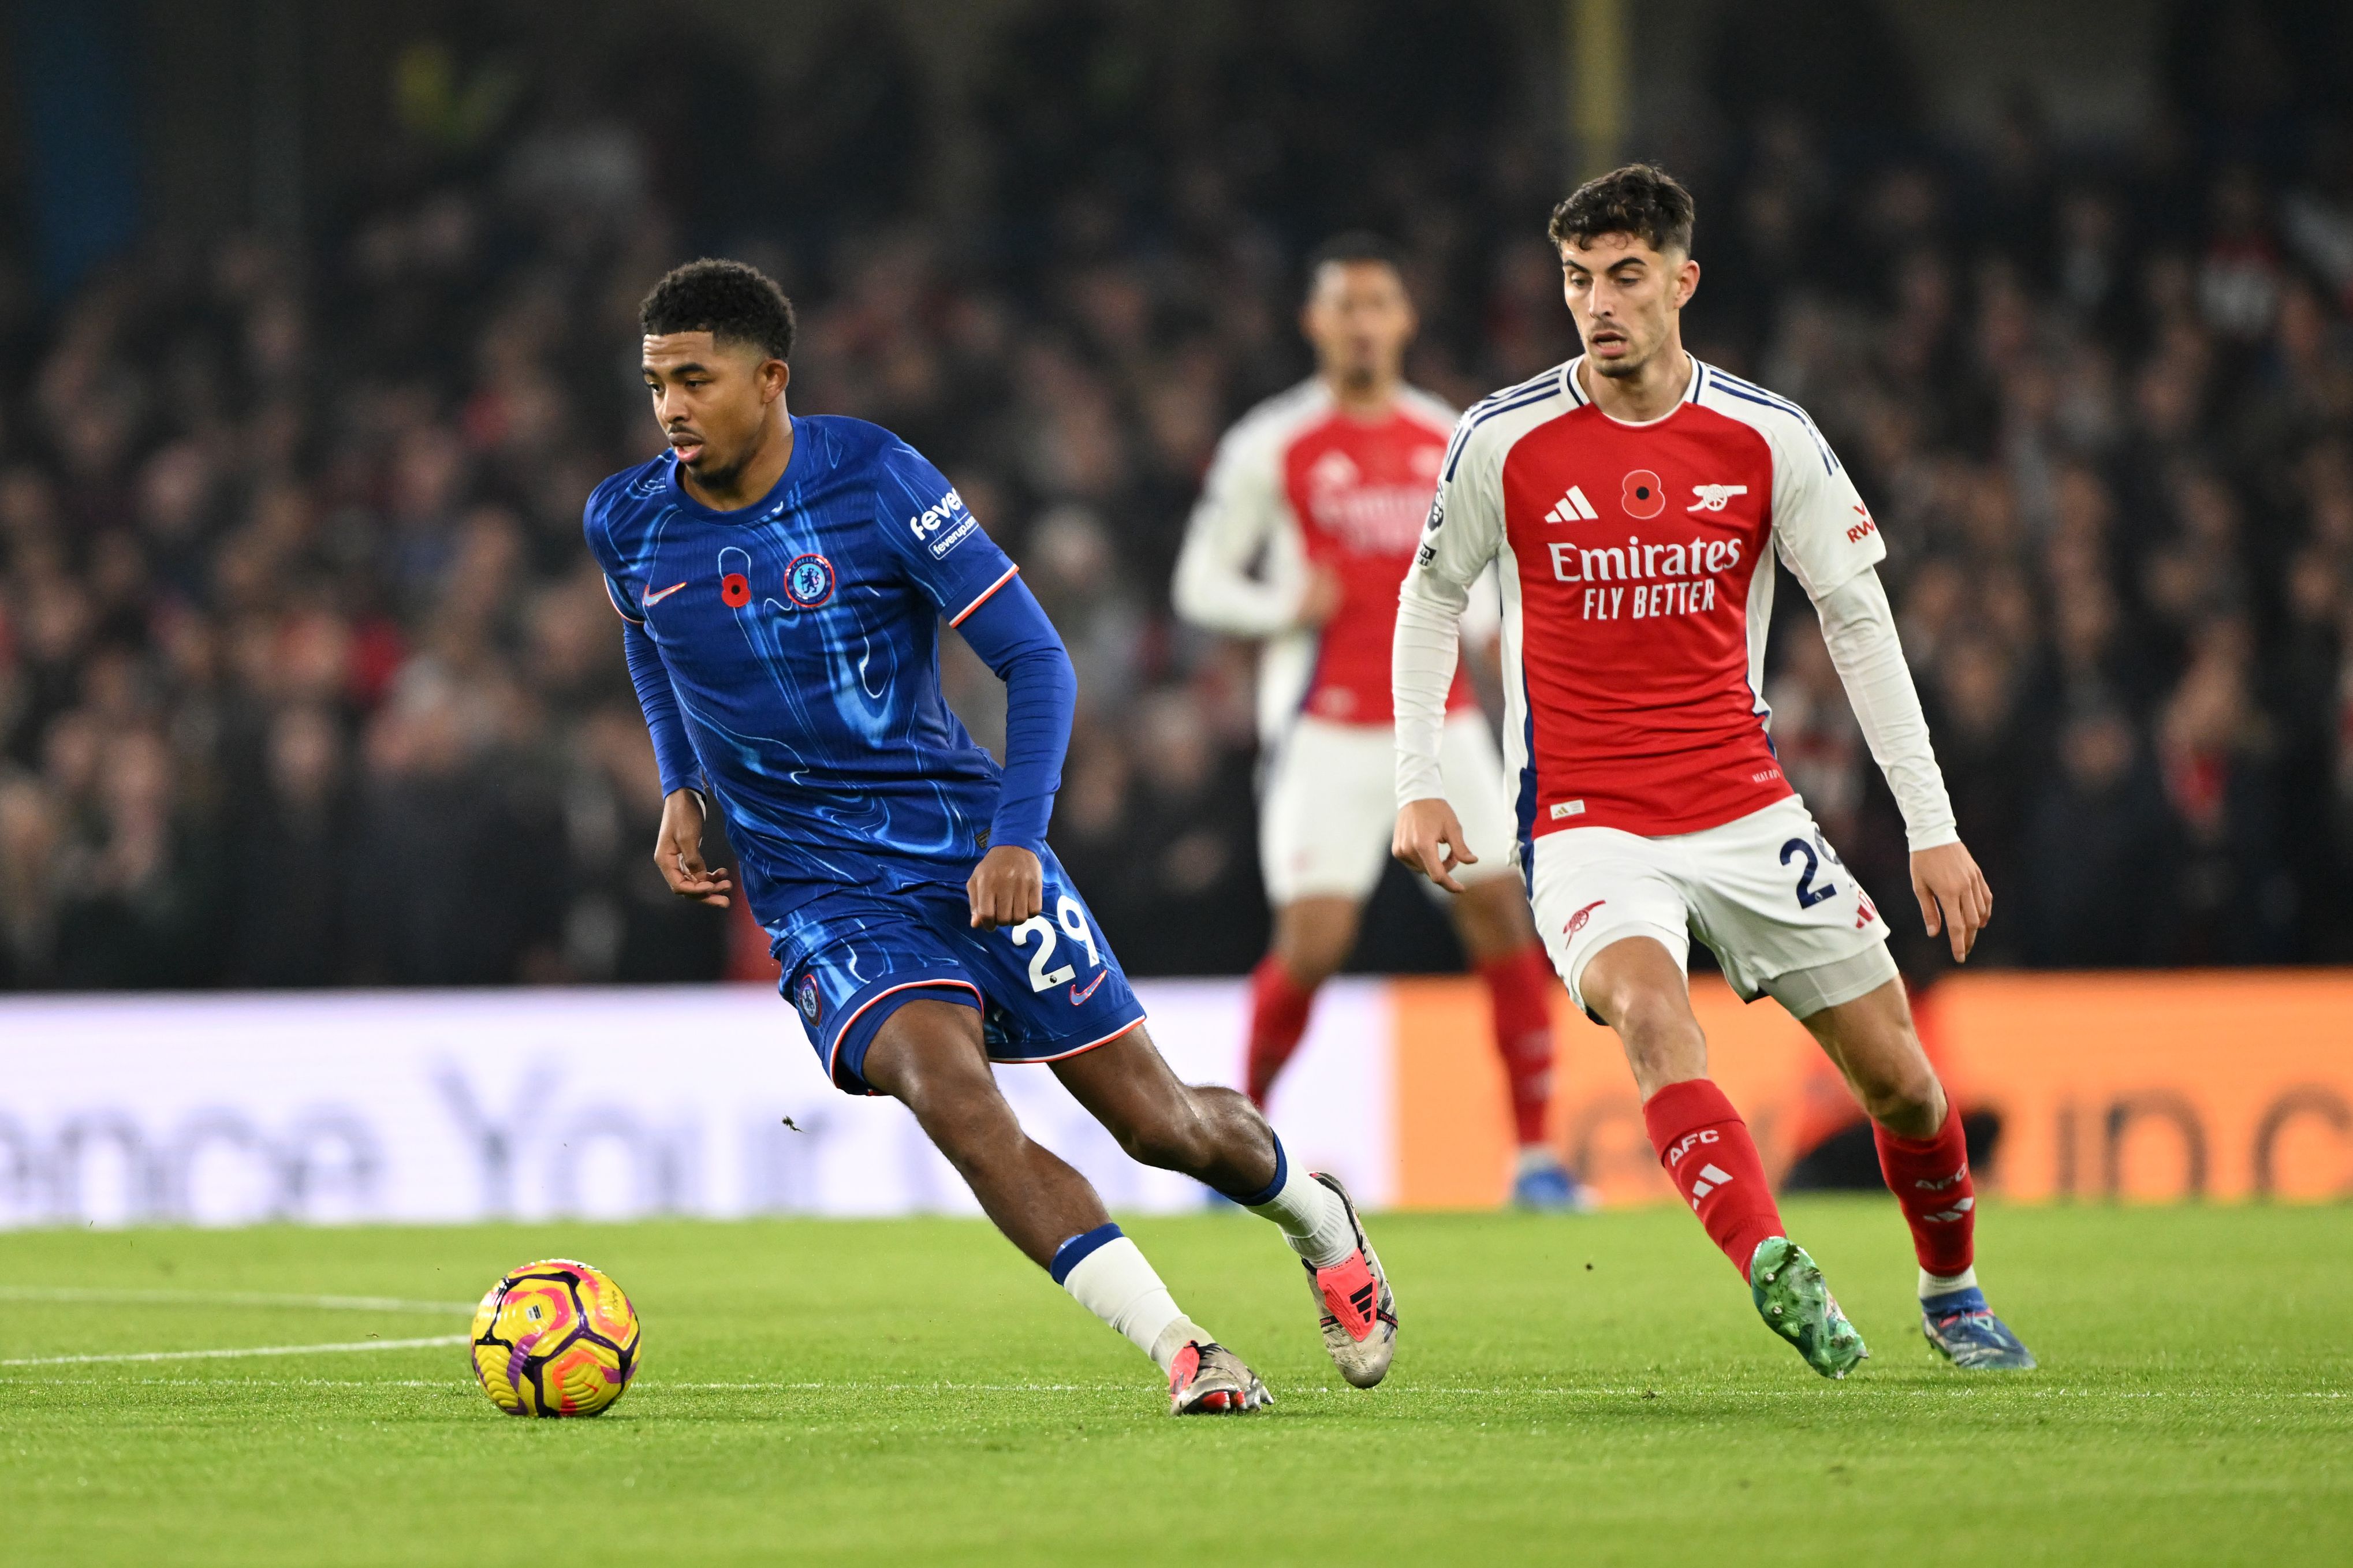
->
[1176,234,1587,1211]
[1393,167,2034,1375]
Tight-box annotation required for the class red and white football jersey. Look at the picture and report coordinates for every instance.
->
[1176,379,1488,742]
[1405,356,1886,840]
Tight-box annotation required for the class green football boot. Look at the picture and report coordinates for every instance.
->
[1748,1236,1868,1379]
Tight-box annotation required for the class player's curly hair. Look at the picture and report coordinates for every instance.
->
[1547,163,1696,257]
[639,257,797,362]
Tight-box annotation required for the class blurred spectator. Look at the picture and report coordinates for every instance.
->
[51,728,223,988]
[2019,706,2176,965]
[226,704,353,987]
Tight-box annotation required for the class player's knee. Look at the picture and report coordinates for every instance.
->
[1854,1047,1942,1133]
[1606,991,1706,1087]
[877,1045,1017,1155]
[1613,989,1699,1049]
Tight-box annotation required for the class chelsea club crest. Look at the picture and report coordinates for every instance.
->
[784,553,835,609]
[795,972,822,1026]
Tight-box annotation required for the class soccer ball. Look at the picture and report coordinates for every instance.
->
[469,1258,642,1417]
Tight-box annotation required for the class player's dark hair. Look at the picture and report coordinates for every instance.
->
[1304,230,1405,296]
[1547,163,1696,257]
[639,257,797,362]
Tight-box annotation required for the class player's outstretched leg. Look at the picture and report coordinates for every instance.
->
[1582,936,1867,1378]
[1056,1027,1399,1388]
[860,1001,1269,1413]
[1799,983,2035,1370]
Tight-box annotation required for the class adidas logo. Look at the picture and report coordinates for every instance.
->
[1689,1162,1735,1199]
[1545,486,1599,523]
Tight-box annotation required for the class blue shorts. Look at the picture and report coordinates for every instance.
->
[769,846,1147,1096]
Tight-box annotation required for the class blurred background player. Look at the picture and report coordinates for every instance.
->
[596,259,1397,1413]
[1174,234,1588,1211]
[1393,166,2034,1376]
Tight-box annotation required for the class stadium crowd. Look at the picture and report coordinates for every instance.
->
[1,2,2350,988]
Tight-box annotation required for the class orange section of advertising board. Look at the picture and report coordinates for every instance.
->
[1393,970,2353,1208]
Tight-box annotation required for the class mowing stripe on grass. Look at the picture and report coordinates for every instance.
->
[2,1334,469,1367]
[0,1286,474,1313]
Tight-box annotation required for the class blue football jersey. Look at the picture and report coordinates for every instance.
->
[584,416,1021,921]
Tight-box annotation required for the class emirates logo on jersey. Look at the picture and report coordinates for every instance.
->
[1304,446,1438,554]
[1307,450,1359,491]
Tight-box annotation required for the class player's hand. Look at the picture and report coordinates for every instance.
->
[967,843,1043,930]
[1911,840,1992,964]
[1393,797,1476,894]
[655,788,734,908]
[1292,566,1343,629]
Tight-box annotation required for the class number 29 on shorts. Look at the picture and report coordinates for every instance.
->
[1008,895,1101,990]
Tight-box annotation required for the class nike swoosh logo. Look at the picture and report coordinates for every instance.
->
[1068,972,1109,1005]
[642,581,687,605]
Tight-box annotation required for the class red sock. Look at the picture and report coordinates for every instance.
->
[1873,1104,1976,1278]
[1476,944,1556,1147]
[1244,955,1316,1106]
[1642,1078,1786,1276]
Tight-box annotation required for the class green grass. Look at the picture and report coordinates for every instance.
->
[2,1203,2346,1566]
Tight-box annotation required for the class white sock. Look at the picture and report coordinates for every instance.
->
[1058,1231,1200,1371]
[1515,1145,1561,1175]
[1242,1142,1355,1269]
[1920,1265,1979,1300]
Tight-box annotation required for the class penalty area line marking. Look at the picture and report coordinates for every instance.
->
[0,1286,475,1314]
[2,1334,469,1368]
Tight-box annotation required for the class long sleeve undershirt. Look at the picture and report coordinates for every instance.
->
[953,574,1075,854]
[1393,564,1957,852]
[1391,573,1463,809]
[1811,568,1957,851]
[622,618,702,800]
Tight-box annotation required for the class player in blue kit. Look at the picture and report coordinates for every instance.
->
[589,259,1397,1413]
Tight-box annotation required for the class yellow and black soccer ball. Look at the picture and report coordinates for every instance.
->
[469,1259,642,1417]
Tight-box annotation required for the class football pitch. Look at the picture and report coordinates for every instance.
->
[3,1202,2345,1566]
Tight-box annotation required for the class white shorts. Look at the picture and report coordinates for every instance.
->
[1261,711,1518,905]
[1530,794,1898,1020]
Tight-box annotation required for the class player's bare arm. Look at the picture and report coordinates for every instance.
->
[1392,797,1476,895]
[654,787,733,907]
[967,843,1045,930]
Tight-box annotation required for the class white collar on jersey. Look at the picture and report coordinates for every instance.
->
[1565,351,1705,427]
